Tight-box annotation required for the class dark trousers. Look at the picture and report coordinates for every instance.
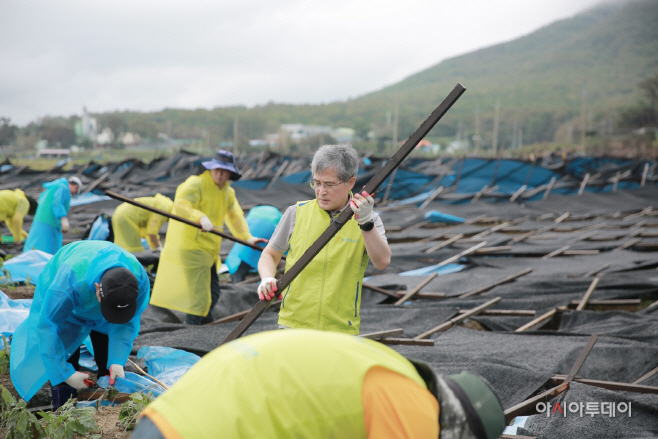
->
[52,330,110,410]
[185,263,221,325]
[67,330,110,377]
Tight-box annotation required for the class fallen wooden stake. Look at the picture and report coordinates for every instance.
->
[458,309,535,317]
[583,264,609,277]
[576,277,599,311]
[568,299,640,307]
[542,245,570,259]
[458,268,532,298]
[414,297,501,339]
[128,359,170,390]
[380,338,435,346]
[515,308,559,332]
[633,366,658,384]
[394,273,438,305]
[424,233,464,253]
[504,382,569,422]
[359,329,404,340]
[551,375,658,394]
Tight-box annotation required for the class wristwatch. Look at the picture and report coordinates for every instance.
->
[359,220,375,231]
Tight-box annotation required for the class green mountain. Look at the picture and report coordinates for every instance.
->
[349,0,658,145]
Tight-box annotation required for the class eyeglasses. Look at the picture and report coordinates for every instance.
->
[310,180,346,191]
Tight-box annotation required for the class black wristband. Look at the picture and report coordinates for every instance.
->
[359,220,375,231]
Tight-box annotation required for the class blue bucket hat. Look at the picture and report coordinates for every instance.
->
[202,150,242,181]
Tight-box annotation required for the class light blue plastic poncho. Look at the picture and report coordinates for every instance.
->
[23,177,71,255]
[10,241,150,402]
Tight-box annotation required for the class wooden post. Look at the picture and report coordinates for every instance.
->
[394,273,438,305]
[576,277,599,311]
[458,268,532,298]
[415,297,501,339]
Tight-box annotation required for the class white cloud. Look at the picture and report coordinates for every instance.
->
[0,0,604,125]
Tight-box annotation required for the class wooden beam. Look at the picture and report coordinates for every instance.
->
[515,308,557,332]
[612,237,641,252]
[576,278,599,311]
[458,309,535,317]
[542,245,570,259]
[394,273,438,305]
[564,335,598,382]
[551,375,658,394]
[415,297,501,339]
[418,185,444,209]
[504,382,569,422]
[424,234,464,253]
[583,264,609,277]
[458,268,532,298]
[359,328,404,340]
[205,301,282,326]
[380,338,435,346]
[633,366,658,384]
[568,299,640,307]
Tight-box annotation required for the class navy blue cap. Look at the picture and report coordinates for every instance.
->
[201,150,242,181]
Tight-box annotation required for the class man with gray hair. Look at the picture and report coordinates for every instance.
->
[257,144,391,334]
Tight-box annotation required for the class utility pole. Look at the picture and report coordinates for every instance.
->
[512,119,518,149]
[392,101,399,154]
[492,99,500,155]
[234,115,239,154]
[580,85,587,146]
[473,106,481,153]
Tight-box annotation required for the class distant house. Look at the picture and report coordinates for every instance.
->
[37,148,70,158]
[281,124,333,141]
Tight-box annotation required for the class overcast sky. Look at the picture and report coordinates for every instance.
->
[1,0,606,126]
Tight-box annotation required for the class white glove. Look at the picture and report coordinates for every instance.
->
[65,371,91,390]
[246,236,268,246]
[199,215,214,232]
[257,277,280,301]
[61,217,70,233]
[109,364,125,386]
[349,191,375,225]
[155,245,163,252]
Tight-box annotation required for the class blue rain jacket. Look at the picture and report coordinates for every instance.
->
[23,178,71,254]
[10,241,150,402]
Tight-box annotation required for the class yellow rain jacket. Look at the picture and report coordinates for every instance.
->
[0,189,30,243]
[112,194,173,253]
[279,199,368,334]
[150,171,251,316]
[142,329,435,439]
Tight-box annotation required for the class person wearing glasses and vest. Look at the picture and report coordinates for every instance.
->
[131,329,506,439]
[150,150,267,325]
[257,144,391,334]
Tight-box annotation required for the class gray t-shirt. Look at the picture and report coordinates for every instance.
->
[269,203,387,254]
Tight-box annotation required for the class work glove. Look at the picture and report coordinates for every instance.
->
[199,215,214,232]
[246,236,269,246]
[155,245,163,252]
[349,191,375,225]
[257,277,281,301]
[65,371,91,390]
[109,364,125,386]
[61,217,70,233]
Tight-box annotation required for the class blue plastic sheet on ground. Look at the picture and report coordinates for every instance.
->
[398,263,465,277]
[0,290,32,346]
[137,346,201,387]
[86,215,111,241]
[98,372,166,397]
[424,210,465,224]
[70,193,111,206]
[3,250,52,285]
[79,338,98,371]
[282,170,311,185]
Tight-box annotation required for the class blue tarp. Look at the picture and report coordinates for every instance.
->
[138,346,201,388]
[70,193,111,206]
[424,210,465,224]
[98,372,166,397]
[2,250,52,285]
[0,290,31,345]
[398,263,465,277]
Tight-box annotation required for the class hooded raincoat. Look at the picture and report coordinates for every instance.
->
[150,171,251,316]
[23,178,71,254]
[0,189,30,243]
[112,194,173,253]
[9,241,150,402]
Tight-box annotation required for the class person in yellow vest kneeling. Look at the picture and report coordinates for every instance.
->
[257,144,392,334]
[132,329,505,439]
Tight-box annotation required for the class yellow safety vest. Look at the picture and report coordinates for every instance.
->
[279,199,368,334]
[144,329,427,439]
[150,171,251,315]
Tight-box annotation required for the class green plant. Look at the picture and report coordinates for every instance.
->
[0,335,10,375]
[0,256,15,290]
[37,399,99,439]
[0,385,43,439]
[118,392,153,430]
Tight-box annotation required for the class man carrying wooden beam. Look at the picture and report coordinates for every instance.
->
[150,150,267,325]
[132,329,506,439]
[257,144,392,334]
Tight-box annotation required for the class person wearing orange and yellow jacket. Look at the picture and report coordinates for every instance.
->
[111,194,173,253]
[0,189,36,244]
[131,329,506,439]
[150,151,267,325]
